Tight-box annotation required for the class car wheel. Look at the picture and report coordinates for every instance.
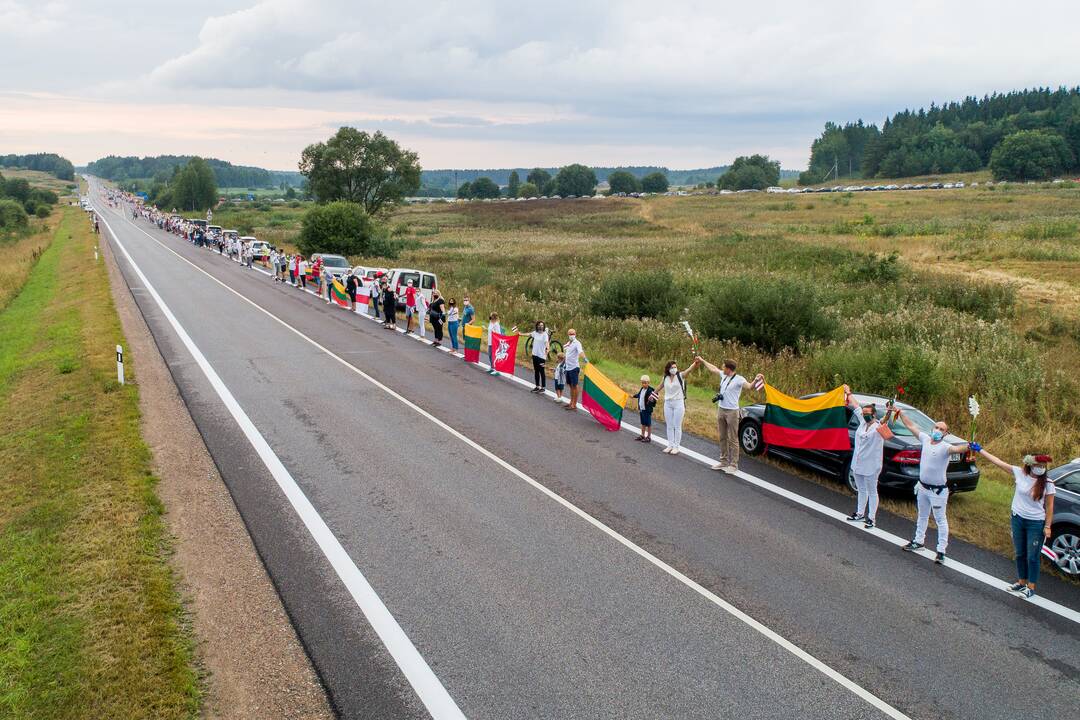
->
[1050,525,1080,576]
[740,420,764,456]
[842,460,857,494]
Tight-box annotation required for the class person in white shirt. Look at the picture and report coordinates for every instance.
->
[897,410,970,564]
[657,357,701,455]
[269,250,279,281]
[696,357,764,473]
[414,290,428,338]
[486,312,502,375]
[513,321,550,393]
[971,446,1056,598]
[562,330,587,410]
[843,387,885,529]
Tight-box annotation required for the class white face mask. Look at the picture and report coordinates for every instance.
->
[669,367,678,376]
[1032,466,1046,477]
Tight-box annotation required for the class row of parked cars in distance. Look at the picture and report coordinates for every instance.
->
[737,392,1080,577]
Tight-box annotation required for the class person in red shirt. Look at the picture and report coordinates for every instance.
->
[311,256,324,294]
[404,279,417,333]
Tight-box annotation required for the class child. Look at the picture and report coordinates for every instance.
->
[486,312,501,375]
[635,374,658,442]
[553,353,567,402]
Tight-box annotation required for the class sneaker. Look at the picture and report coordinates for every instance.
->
[662,447,673,454]
[634,436,644,442]
[643,437,652,443]
[723,465,738,474]
[670,448,680,456]
[934,552,946,565]
[863,518,875,529]
[1006,582,1025,593]
[1018,587,1034,599]
[711,463,725,471]
[846,512,864,522]
[901,541,923,552]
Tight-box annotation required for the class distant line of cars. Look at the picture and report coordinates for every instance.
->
[762,181,968,195]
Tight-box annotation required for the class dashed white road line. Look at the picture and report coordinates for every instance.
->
[100,191,912,718]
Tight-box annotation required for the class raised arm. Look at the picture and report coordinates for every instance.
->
[971,445,1013,473]
[696,356,722,375]
[843,385,860,412]
[896,408,921,437]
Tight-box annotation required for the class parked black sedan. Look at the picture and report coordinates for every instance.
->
[738,393,981,494]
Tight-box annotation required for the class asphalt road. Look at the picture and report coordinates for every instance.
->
[92,182,1080,720]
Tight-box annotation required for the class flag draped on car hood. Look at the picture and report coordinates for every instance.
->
[763,385,851,451]
[582,363,629,432]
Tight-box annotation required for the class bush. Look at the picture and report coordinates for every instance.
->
[0,198,28,230]
[589,270,683,321]
[516,182,538,198]
[554,164,597,196]
[691,276,836,353]
[813,342,947,400]
[606,171,641,195]
[297,201,378,256]
[913,273,1015,321]
[841,251,903,283]
[35,204,50,218]
[640,172,669,193]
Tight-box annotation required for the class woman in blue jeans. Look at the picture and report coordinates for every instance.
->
[971,444,1056,598]
[446,298,460,351]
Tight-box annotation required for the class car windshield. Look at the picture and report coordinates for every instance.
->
[321,255,349,268]
[1049,464,1079,481]
[885,406,935,437]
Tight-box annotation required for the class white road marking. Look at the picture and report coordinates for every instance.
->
[97,209,467,720]
[120,195,1080,627]
[101,193,911,719]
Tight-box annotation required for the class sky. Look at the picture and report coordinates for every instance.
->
[2,0,1079,172]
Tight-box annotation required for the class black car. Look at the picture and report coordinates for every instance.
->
[1048,459,1080,576]
[739,393,981,494]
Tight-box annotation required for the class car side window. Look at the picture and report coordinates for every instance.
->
[1056,471,1080,494]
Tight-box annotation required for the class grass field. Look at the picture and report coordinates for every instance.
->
[0,206,201,719]
[207,178,1080,559]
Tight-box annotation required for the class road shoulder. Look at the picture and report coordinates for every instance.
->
[101,232,334,720]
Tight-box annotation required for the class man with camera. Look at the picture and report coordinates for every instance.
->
[696,356,764,473]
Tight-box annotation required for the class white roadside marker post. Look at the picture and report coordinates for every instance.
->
[116,345,125,385]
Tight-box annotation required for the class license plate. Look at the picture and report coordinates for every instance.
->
[949,453,962,463]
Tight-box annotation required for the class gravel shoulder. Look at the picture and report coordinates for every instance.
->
[102,235,334,720]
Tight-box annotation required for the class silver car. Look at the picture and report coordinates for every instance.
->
[1048,459,1080,575]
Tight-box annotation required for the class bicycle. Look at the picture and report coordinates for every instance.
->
[524,335,564,360]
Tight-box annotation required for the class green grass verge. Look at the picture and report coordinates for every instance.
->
[0,207,201,719]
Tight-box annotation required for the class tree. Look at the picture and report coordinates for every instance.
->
[554,164,597,196]
[641,172,669,193]
[469,177,501,199]
[718,155,780,190]
[456,181,472,199]
[606,170,641,195]
[2,177,31,203]
[989,130,1075,181]
[526,168,551,189]
[516,182,539,198]
[171,157,218,211]
[506,170,520,198]
[0,198,28,230]
[297,201,378,256]
[299,127,421,215]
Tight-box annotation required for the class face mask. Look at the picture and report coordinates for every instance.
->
[669,368,678,376]
[863,414,874,424]
[931,430,944,442]
[1032,466,1046,477]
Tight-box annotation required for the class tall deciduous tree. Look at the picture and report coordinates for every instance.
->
[989,130,1074,181]
[506,170,520,198]
[469,177,501,199]
[299,128,421,215]
[554,164,597,196]
[526,168,551,189]
[640,172,669,193]
[718,155,780,190]
[172,157,218,211]
[606,170,641,194]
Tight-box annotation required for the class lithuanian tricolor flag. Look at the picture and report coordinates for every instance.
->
[582,363,628,432]
[329,279,350,308]
[463,324,483,362]
[763,384,850,451]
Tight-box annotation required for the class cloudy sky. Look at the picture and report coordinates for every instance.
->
[2,0,1079,171]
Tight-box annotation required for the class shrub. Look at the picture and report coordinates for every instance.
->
[589,270,683,321]
[1019,220,1078,240]
[35,204,50,218]
[297,201,378,256]
[0,198,28,230]
[691,276,836,353]
[641,172,669,193]
[813,342,947,400]
[841,251,903,284]
[912,273,1015,321]
[606,171,641,195]
[516,182,539,198]
[990,130,1074,181]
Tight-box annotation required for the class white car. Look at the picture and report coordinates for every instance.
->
[386,268,439,308]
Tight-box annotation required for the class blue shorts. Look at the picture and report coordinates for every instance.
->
[565,367,580,387]
[639,409,653,427]
[554,381,565,392]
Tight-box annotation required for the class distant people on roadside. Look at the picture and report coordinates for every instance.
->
[290,254,300,286]
[311,256,324,294]
[635,374,658,443]
[299,256,309,289]
[462,296,475,328]
[382,278,396,329]
[428,290,445,346]
[844,386,884,529]
[345,271,359,311]
[415,287,429,338]
[269,249,279,281]
[695,356,763,473]
[897,410,970,564]
[486,312,502,375]
[446,298,460,351]
[513,321,550,393]
[562,329,587,410]
[553,353,567,403]
[404,280,417,333]
[971,445,1055,598]
[658,357,700,455]
[323,264,334,304]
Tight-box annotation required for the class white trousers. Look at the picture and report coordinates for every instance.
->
[416,311,426,337]
[665,399,685,450]
[854,472,880,520]
[914,485,950,553]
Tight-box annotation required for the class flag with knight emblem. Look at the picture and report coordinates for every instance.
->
[490,331,519,374]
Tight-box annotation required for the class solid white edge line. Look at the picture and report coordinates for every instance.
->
[103,192,911,719]
[123,195,1080,627]
[97,209,467,720]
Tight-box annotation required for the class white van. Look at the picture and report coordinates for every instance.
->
[387,268,438,307]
